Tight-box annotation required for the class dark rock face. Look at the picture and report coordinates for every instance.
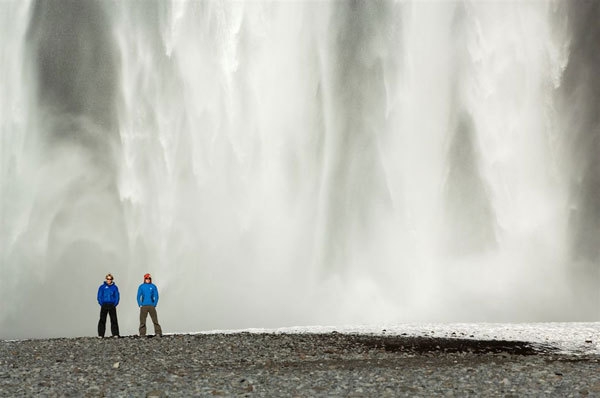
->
[1,333,598,397]
[562,1,600,261]
[443,111,496,255]
[27,0,119,133]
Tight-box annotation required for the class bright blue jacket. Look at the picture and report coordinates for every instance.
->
[97,282,120,306]
[137,282,159,307]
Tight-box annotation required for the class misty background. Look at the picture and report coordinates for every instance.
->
[1,0,599,339]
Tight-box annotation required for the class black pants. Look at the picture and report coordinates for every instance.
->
[98,304,119,337]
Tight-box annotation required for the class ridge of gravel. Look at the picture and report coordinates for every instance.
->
[1,332,599,397]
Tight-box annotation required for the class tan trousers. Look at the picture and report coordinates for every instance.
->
[139,306,162,336]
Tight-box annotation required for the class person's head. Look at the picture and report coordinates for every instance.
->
[105,273,114,285]
[144,273,152,283]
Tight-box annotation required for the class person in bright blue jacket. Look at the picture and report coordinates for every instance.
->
[97,273,120,337]
[137,273,162,337]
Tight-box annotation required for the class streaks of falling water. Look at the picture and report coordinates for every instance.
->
[1,1,598,339]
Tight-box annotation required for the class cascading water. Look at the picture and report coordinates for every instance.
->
[1,1,599,339]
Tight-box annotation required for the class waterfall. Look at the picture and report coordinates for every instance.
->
[1,0,598,339]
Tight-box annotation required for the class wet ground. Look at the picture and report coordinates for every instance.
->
[1,333,598,397]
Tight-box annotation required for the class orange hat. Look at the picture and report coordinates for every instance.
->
[144,273,151,280]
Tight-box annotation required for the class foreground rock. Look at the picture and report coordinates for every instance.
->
[1,333,599,397]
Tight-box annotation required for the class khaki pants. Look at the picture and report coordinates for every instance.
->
[139,306,162,336]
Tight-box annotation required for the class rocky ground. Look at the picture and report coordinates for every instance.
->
[1,332,599,397]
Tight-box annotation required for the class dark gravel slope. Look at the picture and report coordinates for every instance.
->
[1,333,599,397]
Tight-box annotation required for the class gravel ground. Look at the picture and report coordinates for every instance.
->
[1,332,599,397]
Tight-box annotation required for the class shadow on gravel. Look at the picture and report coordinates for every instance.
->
[353,335,557,355]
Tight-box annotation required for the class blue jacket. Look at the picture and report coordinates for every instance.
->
[137,282,159,307]
[97,282,120,306]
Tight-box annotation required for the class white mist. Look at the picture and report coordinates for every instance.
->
[1,1,596,340]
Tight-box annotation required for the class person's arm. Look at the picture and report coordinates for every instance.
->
[137,285,142,307]
[97,285,102,306]
[154,285,159,306]
[115,285,120,306]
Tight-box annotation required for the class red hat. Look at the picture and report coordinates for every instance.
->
[144,273,151,280]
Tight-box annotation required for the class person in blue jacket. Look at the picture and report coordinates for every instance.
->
[137,273,162,337]
[97,273,120,338]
